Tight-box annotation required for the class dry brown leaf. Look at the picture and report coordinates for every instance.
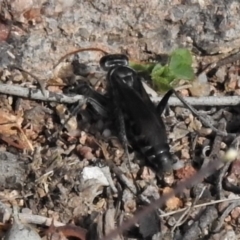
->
[56,104,78,131]
[0,109,33,150]
[230,207,240,220]
[37,187,46,198]
[181,148,190,160]
[53,62,74,79]
[187,115,202,132]
[0,136,25,150]
[23,8,42,23]
[178,88,189,97]
[77,145,94,160]
[86,136,101,151]
[226,79,237,91]
[47,77,66,93]
[140,166,156,181]
[124,199,137,213]
[170,122,189,141]
[24,128,39,141]
[0,109,23,136]
[175,165,197,181]
[47,77,65,85]
[162,187,183,210]
[229,160,240,177]
[47,84,64,93]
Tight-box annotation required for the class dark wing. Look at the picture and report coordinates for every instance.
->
[110,72,168,145]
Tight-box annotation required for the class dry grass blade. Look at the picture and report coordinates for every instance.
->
[53,47,109,69]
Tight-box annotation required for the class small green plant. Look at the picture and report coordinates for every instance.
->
[130,48,195,92]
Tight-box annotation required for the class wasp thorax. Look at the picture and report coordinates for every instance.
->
[109,66,137,87]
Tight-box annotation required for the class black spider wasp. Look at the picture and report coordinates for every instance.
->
[76,54,179,176]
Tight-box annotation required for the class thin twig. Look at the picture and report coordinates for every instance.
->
[212,200,240,232]
[0,208,64,227]
[98,140,152,205]
[159,196,240,218]
[0,83,85,104]
[172,90,233,137]
[201,118,226,170]
[97,140,138,195]
[18,213,65,227]
[171,186,206,233]
[11,65,47,97]
[216,161,231,199]
[1,83,240,106]
[53,47,108,69]
[152,95,240,107]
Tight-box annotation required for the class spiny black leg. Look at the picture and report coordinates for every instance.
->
[77,83,110,117]
[157,88,202,117]
[109,70,133,174]
[171,89,201,118]
[116,107,141,194]
[117,110,132,166]
[111,90,132,170]
[156,89,174,116]
[171,89,228,136]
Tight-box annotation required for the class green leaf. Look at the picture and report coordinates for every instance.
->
[170,48,192,66]
[169,49,194,80]
[152,76,173,92]
[151,64,165,76]
[129,48,195,92]
[129,62,155,74]
[171,63,194,80]
[151,65,176,92]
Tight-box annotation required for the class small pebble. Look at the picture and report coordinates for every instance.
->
[215,66,226,83]
[102,129,111,138]
[222,230,236,240]
[181,149,190,160]
[12,70,23,82]
[96,119,104,131]
[230,207,240,219]
[198,72,208,83]
[81,166,109,186]
[189,76,210,97]
[172,160,185,170]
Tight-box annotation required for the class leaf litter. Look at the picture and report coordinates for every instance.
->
[0,0,240,240]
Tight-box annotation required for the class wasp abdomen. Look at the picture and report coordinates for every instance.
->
[138,140,173,174]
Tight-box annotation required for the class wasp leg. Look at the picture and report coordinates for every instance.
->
[156,89,174,116]
[117,109,131,162]
[111,94,132,168]
[77,83,110,118]
[109,71,133,173]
